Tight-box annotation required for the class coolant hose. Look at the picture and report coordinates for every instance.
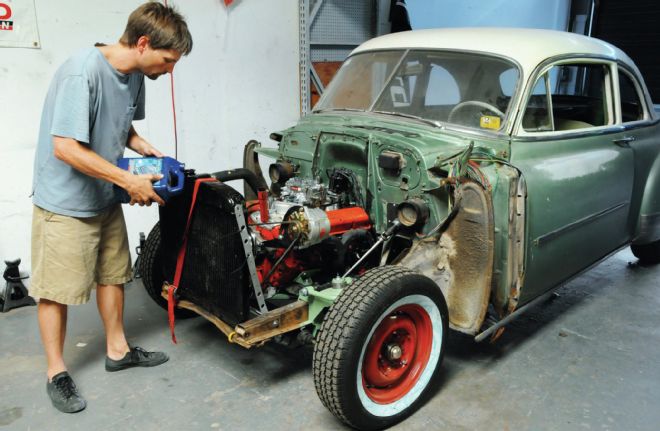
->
[211,168,268,193]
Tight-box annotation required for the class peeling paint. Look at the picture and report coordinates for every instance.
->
[400,235,453,281]
[400,182,494,334]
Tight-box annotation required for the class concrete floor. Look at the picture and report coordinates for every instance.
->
[1,248,660,430]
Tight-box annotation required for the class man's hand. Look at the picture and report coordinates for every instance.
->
[53,136,166,207]
[124,173,166,207]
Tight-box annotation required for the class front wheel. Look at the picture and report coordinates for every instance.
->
[313,266,448,430]
[139,222,197,319]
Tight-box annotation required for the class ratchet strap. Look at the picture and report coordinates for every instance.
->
[167,177,218,343]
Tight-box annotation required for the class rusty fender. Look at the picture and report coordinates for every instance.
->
[399,181,494,335]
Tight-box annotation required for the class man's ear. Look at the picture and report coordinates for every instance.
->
[136,35,150,53]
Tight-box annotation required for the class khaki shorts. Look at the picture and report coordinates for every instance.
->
[31,205,133,305]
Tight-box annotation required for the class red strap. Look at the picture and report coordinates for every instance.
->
[167,284,177,344]
[168,177,218,343]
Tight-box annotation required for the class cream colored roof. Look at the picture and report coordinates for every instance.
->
[352,28,636,75]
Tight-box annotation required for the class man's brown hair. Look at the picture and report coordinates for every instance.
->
[120,1,193,55]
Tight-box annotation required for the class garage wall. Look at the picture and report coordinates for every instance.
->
[407,0,570,31]
[593,0,660,103]
[0,0,300,275]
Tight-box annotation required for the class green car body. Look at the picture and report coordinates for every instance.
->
[256,28,660,337]
[137,28,660,429]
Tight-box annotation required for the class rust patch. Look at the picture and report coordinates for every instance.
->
[399,182,494,334]
[445,184,493,333]
[399,234,455,298]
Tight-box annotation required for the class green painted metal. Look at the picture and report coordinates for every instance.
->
[482,162,520,314]
[289,271,344,334]
[258,112,519,310]
[299,284,343,335]
[630,124,660,243]
[256,87,660,319]
[254,146,280,159]
[510,130,635,303]
[261,112,510,232]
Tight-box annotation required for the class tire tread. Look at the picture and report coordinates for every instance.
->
[313,266,414,428]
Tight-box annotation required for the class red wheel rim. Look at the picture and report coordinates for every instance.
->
[362,303,433,404]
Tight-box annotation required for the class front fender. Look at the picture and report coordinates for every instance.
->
[398,181,494,335]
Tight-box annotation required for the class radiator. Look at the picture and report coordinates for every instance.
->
[159,174,250,325]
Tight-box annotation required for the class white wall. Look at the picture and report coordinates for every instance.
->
[0,0,300,277]
[407,0,570,31]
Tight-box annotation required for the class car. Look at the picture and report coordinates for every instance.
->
[139,28,660,430]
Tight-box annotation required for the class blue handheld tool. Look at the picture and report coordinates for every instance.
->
[115,157,185,203]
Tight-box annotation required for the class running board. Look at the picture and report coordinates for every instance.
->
[474,290,555,342]
[476,242,631,342]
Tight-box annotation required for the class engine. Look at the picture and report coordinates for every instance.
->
[157,168,378,325]
[247,173,375,289]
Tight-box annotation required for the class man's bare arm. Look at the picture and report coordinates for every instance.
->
[126,126,164,157]
[53,136,165,206]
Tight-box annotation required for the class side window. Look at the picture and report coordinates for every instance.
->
[618,68,645,122]
[522,75,552,131]
[523,62,613,132]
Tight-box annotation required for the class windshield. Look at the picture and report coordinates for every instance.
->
[314,50,520,131]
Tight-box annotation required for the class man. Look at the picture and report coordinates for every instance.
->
[30,2,192,413]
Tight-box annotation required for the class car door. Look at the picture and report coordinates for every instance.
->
[510,58,635,304]
[616,65,660,243]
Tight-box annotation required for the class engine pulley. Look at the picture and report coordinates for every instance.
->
[282,206,371,248]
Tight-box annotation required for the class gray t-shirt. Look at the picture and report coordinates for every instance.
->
[32,47,145,217]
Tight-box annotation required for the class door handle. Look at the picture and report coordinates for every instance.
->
[613,136,635,148]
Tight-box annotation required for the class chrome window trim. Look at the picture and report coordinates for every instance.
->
[514,55,618,138]
[511,124,625,143]
[616,65,651,124]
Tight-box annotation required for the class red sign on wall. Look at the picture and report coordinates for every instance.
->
[0,2,12,31]
[0,0,41,48]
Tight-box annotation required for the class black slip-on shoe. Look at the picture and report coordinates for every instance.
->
[46,371,87,413]
[105,346,169,372]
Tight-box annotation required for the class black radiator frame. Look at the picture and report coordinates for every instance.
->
[158,173,251,325]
